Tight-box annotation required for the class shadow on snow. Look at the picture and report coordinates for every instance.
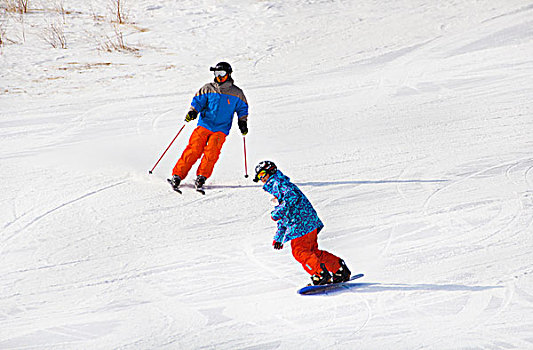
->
[306,282,502,296]
[295,179,447,187]
[207,179,447,190]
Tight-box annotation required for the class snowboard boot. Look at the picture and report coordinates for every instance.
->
[310,263,332,286]
[170,175,181,191]
[332,259,351,283]
[195,175,206,190]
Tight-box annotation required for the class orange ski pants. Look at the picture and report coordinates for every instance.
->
[172,126,227,179]
[290,228,341,276]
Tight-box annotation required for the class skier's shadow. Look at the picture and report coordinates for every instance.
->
[296,179,447,187]
[208,184,257,189]
[314,282,502,296]
[209,179,446,190]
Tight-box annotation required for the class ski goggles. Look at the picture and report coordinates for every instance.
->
[213,70,227,77]
[254,170,268,182]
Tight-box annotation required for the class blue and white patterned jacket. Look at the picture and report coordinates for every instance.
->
[263,170,324,244]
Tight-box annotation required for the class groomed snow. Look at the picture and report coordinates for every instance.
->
[1,0,532,349]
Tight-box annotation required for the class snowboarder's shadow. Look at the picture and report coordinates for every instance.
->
[312,282,502,296]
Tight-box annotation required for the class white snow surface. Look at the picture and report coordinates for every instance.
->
[1,0,533,349]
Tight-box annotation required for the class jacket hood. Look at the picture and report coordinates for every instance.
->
[263,170,291,198]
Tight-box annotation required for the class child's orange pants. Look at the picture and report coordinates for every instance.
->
[172,126,227,179]
[290,228,341,276]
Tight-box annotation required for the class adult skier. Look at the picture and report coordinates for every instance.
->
[169,62,249,191]
[253,161,351,285]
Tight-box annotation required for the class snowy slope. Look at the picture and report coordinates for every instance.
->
[1,0,533,349]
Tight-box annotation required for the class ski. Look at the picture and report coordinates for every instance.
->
[167,178,182,194]
[167,178,207,195]
[297,273,364,295]
[194,175,206,195]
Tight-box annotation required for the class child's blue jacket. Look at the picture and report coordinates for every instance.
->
[263,170,324,244]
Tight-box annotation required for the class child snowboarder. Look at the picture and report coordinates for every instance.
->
[253,161,351,285]
[169,62,249,192]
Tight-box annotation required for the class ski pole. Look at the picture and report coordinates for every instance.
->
[243,136,249,178]
[148,124,186,174]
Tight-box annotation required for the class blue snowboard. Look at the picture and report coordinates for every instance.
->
[297,273,364,295]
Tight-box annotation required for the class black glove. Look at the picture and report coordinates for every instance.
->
[185,110,198,122]
[238,118,248,136]
[272,240,283,250]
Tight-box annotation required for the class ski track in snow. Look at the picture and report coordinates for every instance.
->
[1,0,533,349]
[1,181,127,253]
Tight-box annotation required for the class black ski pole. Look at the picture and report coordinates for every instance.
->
[243,136,249,178]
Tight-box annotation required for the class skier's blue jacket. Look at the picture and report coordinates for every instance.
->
[190,78,248,136]
[263,170,324,244]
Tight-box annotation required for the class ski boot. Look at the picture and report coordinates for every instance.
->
[332,259,351,283]
[195,175,206,193]
[310,263,332,286]
[169,175,181,191]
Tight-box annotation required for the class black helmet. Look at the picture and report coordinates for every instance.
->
[209,61,233,74]
[253,160,277,182]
